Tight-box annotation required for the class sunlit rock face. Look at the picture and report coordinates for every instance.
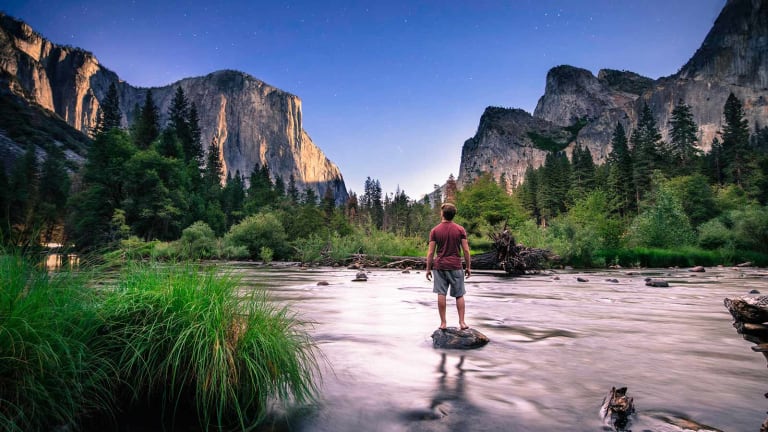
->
[458,0,768,191]
[0,13,348,204]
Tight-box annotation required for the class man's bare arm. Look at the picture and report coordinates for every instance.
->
[461,238,471,278]
[426,241,436,280]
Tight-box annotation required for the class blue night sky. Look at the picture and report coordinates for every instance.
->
[3,0,725,198]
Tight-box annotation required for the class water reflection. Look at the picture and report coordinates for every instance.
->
[45,252,79,270]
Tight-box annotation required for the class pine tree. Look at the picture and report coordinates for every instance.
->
[133,90,160,149]
[188,103,203,165]
[202,136,224,198]
[94,82,122,135]
[721,93,751,187]
[287,174,300,204]
[519,165,540,223]
[169,86,199,163]
[37,147,71,243]
[606,123,634,216]
[631,104,663,205]
[668,100,699,171]
[570,143,596,200]
[9,144,39,242]
[68,129,137,251]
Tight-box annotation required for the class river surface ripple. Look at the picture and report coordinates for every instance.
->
[230,264,768,432]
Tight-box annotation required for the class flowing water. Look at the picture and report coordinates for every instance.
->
[227,264,768,432]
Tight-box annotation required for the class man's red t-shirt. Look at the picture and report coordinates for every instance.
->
[429,221,467,270]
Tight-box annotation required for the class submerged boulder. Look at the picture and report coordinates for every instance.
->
[431,327,489,349]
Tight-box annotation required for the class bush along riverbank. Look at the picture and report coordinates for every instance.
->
[0,254,320,432]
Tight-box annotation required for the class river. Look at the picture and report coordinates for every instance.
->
[226,264,768,432]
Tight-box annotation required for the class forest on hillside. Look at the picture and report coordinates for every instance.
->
[3,83,768,268]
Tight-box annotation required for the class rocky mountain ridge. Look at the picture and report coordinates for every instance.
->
[0,13,348,203]
[458,0,768,191]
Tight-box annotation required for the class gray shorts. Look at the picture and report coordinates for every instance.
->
[432,269,466,298]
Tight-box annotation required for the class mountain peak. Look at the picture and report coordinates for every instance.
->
[677,0,768,87]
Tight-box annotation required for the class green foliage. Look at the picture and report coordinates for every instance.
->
[455,173,526,237]
[667,100,700,170]
[697,219,732,250]
[545,190,623,266]
[596,247,720,268]
[260,246,274,263]
[179,221,219,259]
[96,263,319,430]
[527,131,569,152]
[224,212,290,260]
[663,174,718,227]
[0,253,114,431]
[122,149,189,241]
[625,181,695,249]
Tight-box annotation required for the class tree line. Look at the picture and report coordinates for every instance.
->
[0,83,441,257]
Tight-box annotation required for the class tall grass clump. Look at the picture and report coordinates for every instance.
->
[98,263,319,430]
[0,253,114,432]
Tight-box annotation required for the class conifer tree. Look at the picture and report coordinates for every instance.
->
[570,143,596,200]
[133,90,160,149]
[519,165,540,223]
[188,103,203,165]
[94,82,122,135]
[721,93,751,187]
[668,100,699,171]
[37,147,71,243]
[631,104,663,204]
[287,174,300,204]
[9,144,39,242]
[606,123,634,216]
[202,136,224,198]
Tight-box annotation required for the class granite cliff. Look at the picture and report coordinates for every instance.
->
[459,0,768,190]
[0,13,348,203]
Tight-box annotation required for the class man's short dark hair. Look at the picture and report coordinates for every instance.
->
[441,203,457,220]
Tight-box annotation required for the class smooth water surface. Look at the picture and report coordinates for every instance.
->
[231,264,768,432]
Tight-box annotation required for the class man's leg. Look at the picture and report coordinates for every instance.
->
[437,294,447,329]
[456,295,467,329]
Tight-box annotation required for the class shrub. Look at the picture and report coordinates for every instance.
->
[625,186,695,248]
[224,213,290,260]
[96,263,319,429]
[260,246,274,263]
[697,219,732,250]
[179,221,219,258]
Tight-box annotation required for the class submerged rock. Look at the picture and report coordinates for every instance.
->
[689,266,706,272]
[431,327,489,349]
[352,271,368,282]
[645,279,669,287]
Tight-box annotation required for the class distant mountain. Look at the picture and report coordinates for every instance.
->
[0,13,348,204]
[458,0,768,191]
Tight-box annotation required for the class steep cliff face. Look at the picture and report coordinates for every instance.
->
[458,107,571,190]
[0,13,348,203]
[459,0,768,190]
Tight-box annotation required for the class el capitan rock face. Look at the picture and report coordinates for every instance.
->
[0,13,348,203]
[458,0,768,190]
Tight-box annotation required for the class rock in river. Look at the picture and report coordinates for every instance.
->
[431,327,489,349]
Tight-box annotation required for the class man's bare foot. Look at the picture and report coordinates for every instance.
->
[439,322,447,330]
[460,323,469,330]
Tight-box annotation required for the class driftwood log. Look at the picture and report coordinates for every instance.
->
[332,227,554,275]
[724,296,768,432]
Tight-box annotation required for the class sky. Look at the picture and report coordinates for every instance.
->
[3,0,726,198]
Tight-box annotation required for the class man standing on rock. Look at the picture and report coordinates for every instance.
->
[426,203,471,330]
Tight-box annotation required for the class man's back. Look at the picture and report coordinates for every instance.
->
[429,221,466,270]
